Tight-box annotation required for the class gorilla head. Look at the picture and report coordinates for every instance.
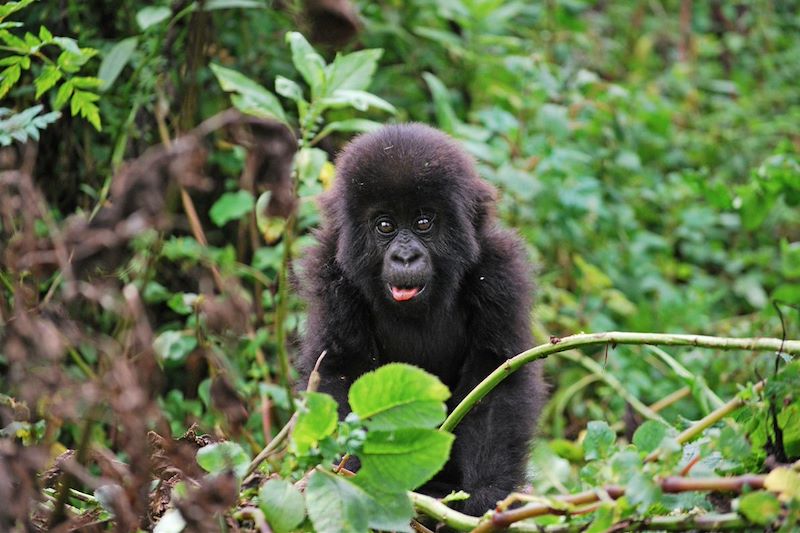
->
[322,123,494,315]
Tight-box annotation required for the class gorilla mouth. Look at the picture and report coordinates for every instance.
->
[389,284,425,302]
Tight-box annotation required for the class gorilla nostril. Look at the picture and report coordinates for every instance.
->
[392,249,421,266]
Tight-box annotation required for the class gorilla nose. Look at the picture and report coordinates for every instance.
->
[391,248,422,267]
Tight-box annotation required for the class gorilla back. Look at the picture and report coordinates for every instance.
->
[297,123,545,515]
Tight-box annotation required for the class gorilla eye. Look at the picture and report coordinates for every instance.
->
[415,216,433,233]
[375,218,397,235]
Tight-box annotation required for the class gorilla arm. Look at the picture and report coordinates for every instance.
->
[297,232,378,418]
[444,228,544,515]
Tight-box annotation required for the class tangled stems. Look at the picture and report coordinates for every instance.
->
[440,332,799,433]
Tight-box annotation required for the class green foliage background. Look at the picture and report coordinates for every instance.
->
[1,0,799,531]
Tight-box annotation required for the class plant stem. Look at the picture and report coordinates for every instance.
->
[556,349,665,423]
[645,380,764,462]
[440,332,798,433]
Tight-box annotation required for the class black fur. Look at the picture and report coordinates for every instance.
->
[297,123,545,515]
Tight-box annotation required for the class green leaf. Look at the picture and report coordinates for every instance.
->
[293,391,338,454]
[314,119,382,142]
[348,363,450,430]
[258,479,305,533]
[0,29,29,50]
[153,330,197,365]
[764,467,800,501]
[34,64,61,98]
[325,49,383,94]
[583,420,616,461]
[738,491,781,525]
[69,89,102,131]
[0,0,36,22]
[98,37,138,91]
[584,504,615,533]
[52,36,81,55]
[209,190,255,227]
[275,75,303,102]
[306,470,369,533]
[295,147,327,187]
[161,237,203,262]
[320,90,396,114]
[354,428,454,492]
[136,6,172,31]
[53,79,73,109]
[196,441,250,479]
[38,25,53,43]
[285,32,325,97]
[422,72,459,134]
[361,490,413,532]
[210,63,287,123]
[626,471,661,512]
[0,64,21,98]
[632,420,673,454]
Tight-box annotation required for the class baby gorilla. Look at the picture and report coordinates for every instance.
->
[297,123,544,515]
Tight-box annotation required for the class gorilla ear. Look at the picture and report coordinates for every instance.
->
[470,177,497,232]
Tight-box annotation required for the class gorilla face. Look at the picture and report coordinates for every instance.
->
[375,210,435,304]
[324,123,495,315]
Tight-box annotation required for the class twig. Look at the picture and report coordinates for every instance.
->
[465,473,765,533]
[645,380,764,462]
[649,386,691,413]
[440,332,798,433]
[556,350,665,423]
[244,412,297,480]
[244,351,327,479]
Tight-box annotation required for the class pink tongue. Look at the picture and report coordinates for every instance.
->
[391,286,420,301]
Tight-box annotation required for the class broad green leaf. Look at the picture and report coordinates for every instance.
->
[161,236,203,261]
[255,191,287,243]
[295,147,327,187]
[153,330,197,365]
[325,49,383,94]
[583,420,616,461]
[738,491,781,525]
[354,428,454,492]
[584,504,615,533]
[320,89,396,114]
[98,37,138,91]
[209,190,255,227]
[258,479,305,533]
[196,441,250,479]
[210,63,287,123]
[293,391,338,454]
[632,420,673,454]
[361,490,413,532]
[34,64,61,98]
[314,119,382,143]
[275,75,303,102]
[422,72,458,134]
[626,471,661,512]
[764,467,800,501]
[348,363,450,430]
[306,470,369,533]
[136,6,171,31]
[285,32,325,97]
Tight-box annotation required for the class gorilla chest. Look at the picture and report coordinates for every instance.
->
[373,313,468,387]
